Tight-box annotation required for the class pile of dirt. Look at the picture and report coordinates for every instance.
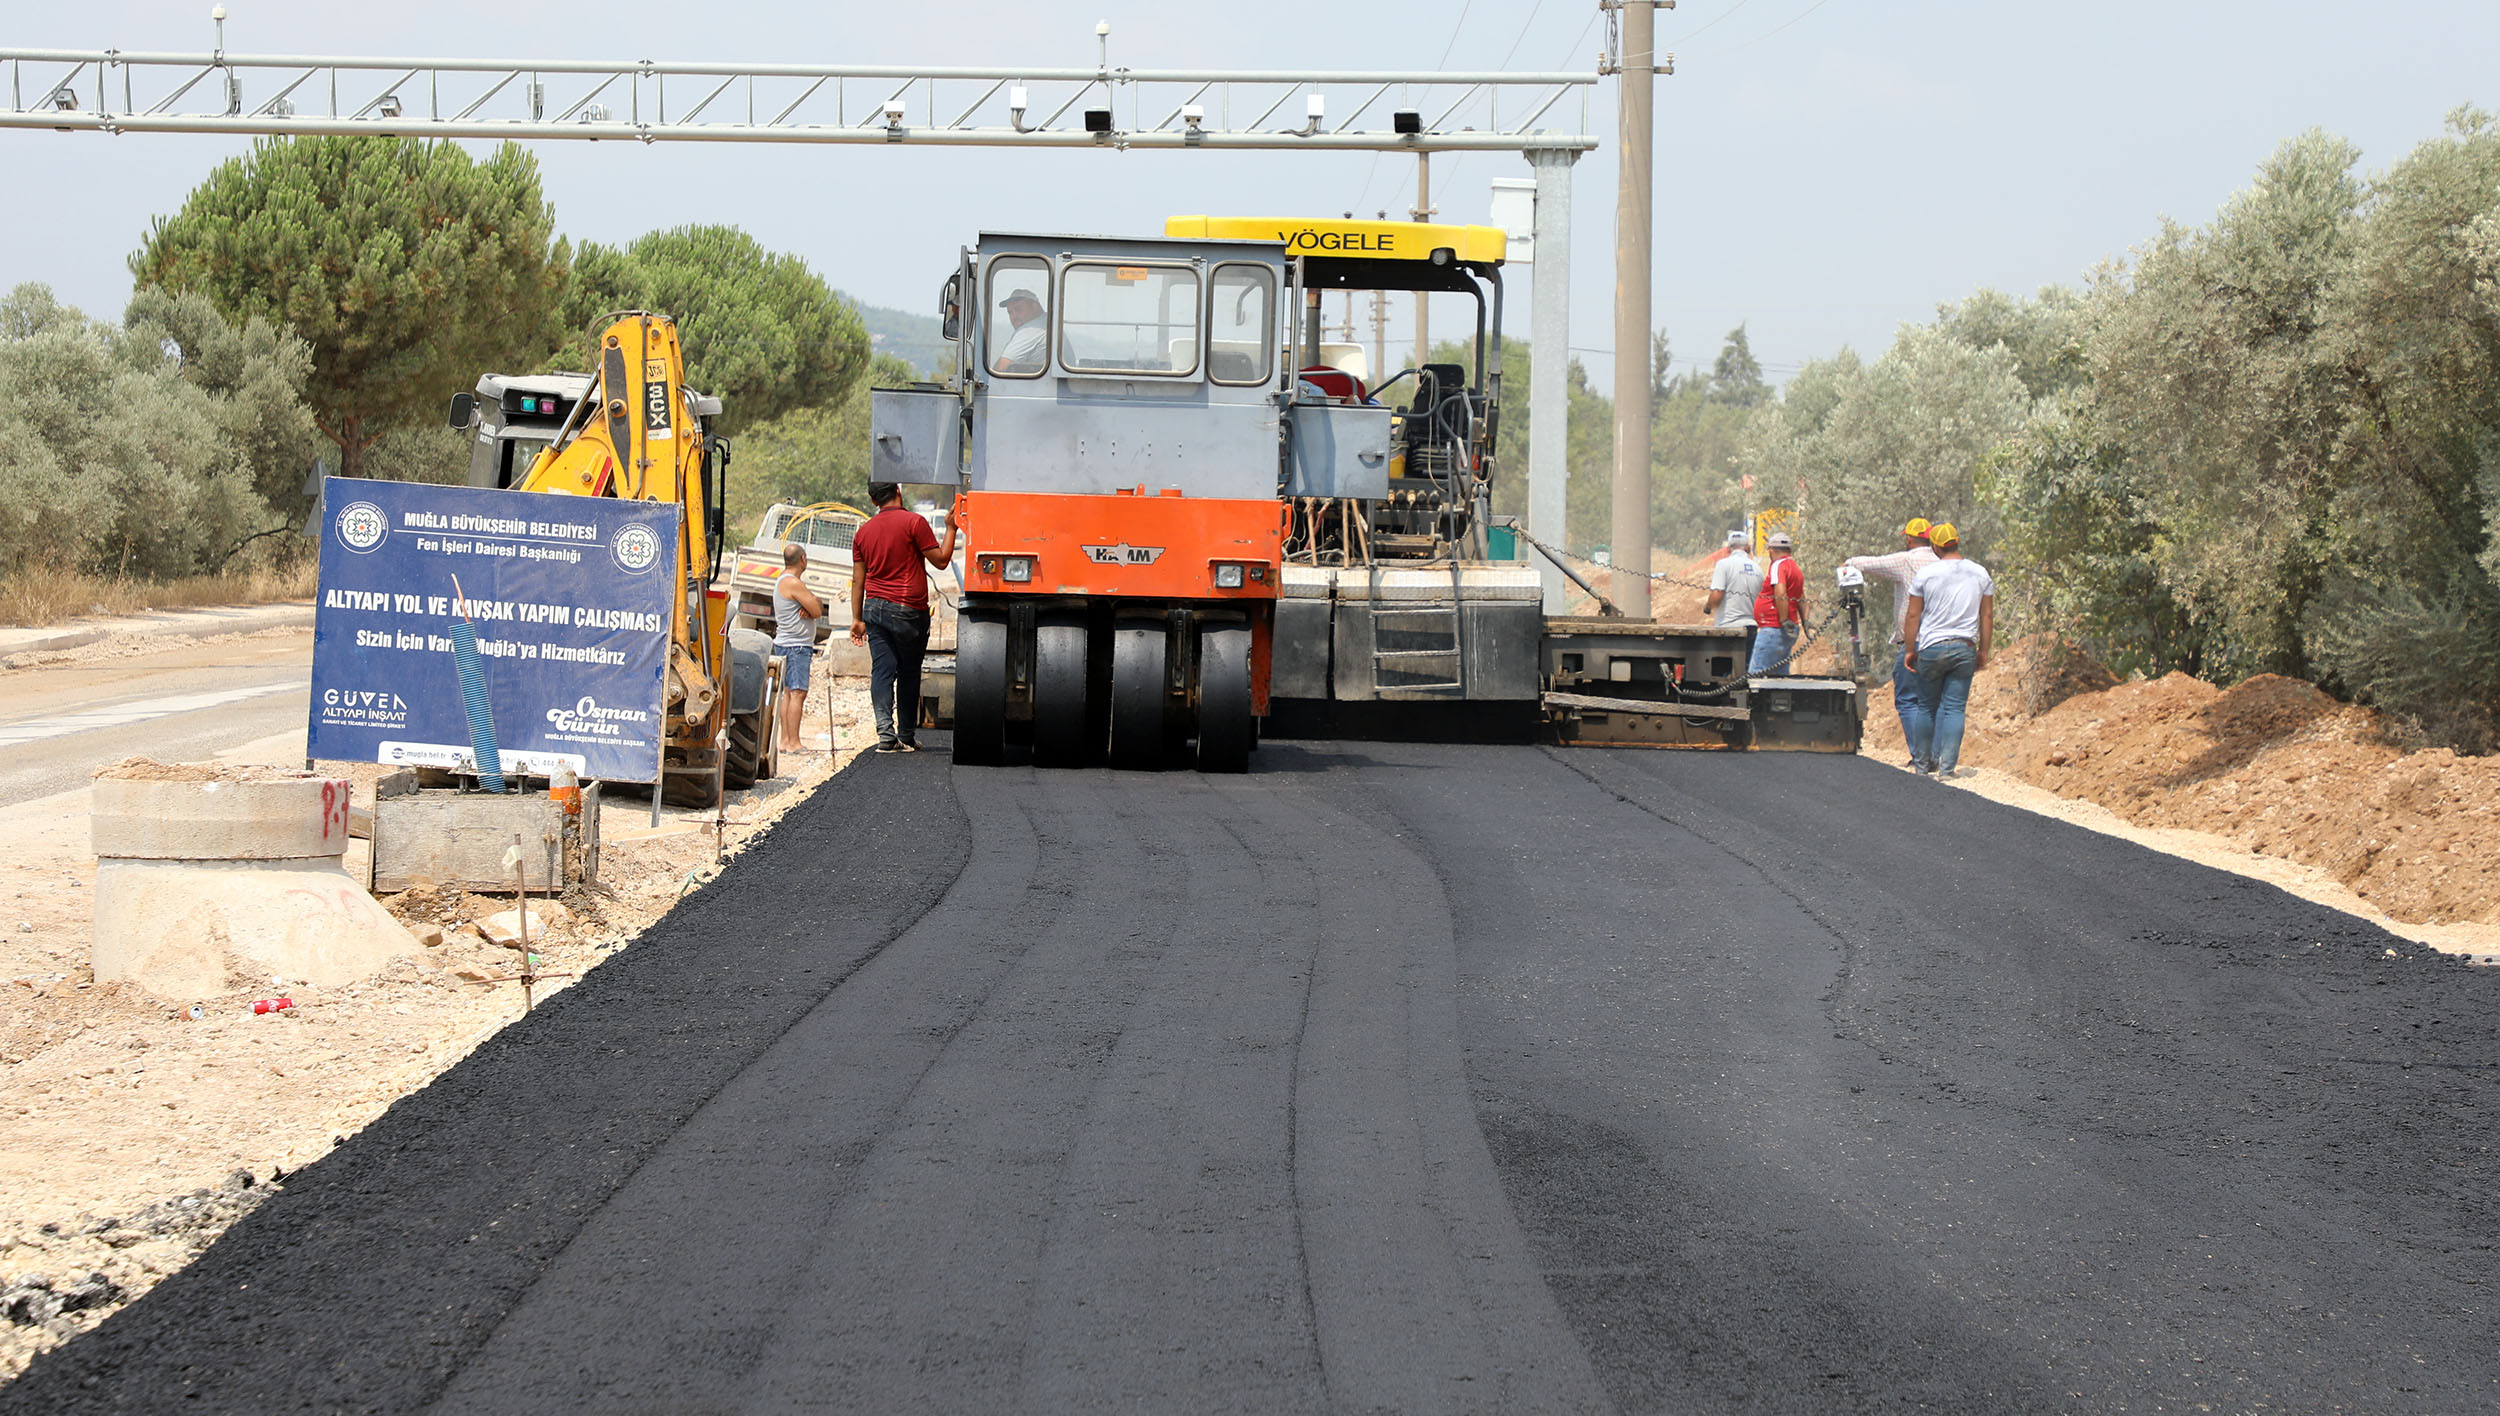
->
[1865,640,2500,928]
[90,759,308,784]
[2007,636,2121,715]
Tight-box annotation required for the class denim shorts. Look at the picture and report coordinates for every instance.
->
[778,641,814,693]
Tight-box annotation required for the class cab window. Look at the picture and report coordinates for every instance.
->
[1059,263,1201,376]
[986,256,1051,378]
[1207,264,1276,385]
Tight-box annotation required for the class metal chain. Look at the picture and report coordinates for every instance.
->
[1684,608,1840,698]
[1506,526,1845,695]
[1511,526,1722,592]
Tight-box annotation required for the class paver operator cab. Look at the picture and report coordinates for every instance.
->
[874,218,1539,771]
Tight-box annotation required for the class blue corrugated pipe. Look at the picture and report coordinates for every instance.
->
[450,618,505,792]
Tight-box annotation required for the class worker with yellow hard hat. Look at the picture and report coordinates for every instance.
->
[1844,516,1944,770]
[1901,521,1994,779]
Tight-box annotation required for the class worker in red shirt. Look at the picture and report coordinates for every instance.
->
[1747,530,1806,676]
[848,482,959,752]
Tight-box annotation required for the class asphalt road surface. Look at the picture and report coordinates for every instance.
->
[9,742,2496,1414]
[0,632,312,806]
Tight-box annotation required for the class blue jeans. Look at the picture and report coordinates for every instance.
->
[1747,625,1795,677]
[862,599,931,746]
[1910,639,1980,773]
[1891,647,1933,767]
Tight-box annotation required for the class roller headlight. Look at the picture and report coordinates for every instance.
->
[1002,556,1035,583]
[1213,563,1246,590]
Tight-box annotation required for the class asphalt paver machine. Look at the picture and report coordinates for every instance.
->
[1165,216,1547,743]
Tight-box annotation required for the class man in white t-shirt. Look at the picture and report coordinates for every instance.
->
[1702,530,1763,666]
[1901,522,1995,779]
[992,288,1048,375]
[1846,517,1942,767]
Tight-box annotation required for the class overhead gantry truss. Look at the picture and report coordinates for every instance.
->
[0,49,1598,153]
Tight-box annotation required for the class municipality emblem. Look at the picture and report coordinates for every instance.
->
[612,523,662,573]
[334,501,388,553]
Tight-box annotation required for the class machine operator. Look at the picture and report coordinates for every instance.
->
[993,288,1049,375]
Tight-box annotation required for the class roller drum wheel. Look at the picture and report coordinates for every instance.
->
[1194,623,1254,774]
[1031,612,1095,768]
[954,608,1008,766]
[1108,624,1170,771]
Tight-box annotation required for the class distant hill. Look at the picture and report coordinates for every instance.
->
[846,294,950,378]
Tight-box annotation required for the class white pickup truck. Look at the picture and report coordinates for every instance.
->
[722,503,867,642]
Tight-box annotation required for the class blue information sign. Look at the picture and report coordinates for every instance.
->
[308,478,679,783]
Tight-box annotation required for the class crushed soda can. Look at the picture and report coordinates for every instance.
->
[251,997,295,1015]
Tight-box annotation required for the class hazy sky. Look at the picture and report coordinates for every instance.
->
[5,0,2496,387]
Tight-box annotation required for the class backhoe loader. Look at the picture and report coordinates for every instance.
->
[451,311,778,804]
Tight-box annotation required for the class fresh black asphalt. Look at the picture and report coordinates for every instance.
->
[8,742,2496,1413]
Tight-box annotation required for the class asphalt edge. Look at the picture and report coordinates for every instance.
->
[0,746,973,1414]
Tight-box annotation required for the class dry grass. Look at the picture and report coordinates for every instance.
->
[0,560,320,629]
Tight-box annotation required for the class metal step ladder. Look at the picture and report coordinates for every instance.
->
[1368,562,1466,699]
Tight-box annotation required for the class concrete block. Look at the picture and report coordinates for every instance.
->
[92,775,353,861]
[371,788,597,894]
[92,858,418,999]
[815,639,872,677]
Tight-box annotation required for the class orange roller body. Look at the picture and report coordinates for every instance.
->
[959,488,1285,717]
[957,489,1288,601]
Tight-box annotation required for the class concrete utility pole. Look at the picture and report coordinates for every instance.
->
[1527,145,1579,615]
[1370,290,1388,390]
[1412,154,1436,370]
[1609,0,1668,619]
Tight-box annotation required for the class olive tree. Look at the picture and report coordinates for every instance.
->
[1739,326,2030,617]
[0,284,315,577]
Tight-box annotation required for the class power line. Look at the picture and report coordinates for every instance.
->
[1558,7,1605,68]
[1498,0,1552,68]
[1353,0,1478,217]
[1695,0,1838,56]
[1435,0,1479,66]
[1356,1,1574,224]
[1435,0,1566,207]
[1671,0,1760,47]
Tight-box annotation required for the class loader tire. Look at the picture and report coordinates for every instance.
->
[724,705,769,790]
[662,767,721,810]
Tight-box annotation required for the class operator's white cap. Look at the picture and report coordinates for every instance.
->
[1726,530,1748,547]
[1767,531,1794,549]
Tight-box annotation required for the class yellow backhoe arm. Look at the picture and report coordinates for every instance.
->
[514,313,723,736]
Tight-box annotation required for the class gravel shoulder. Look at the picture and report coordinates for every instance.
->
[0,677,874,1384]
